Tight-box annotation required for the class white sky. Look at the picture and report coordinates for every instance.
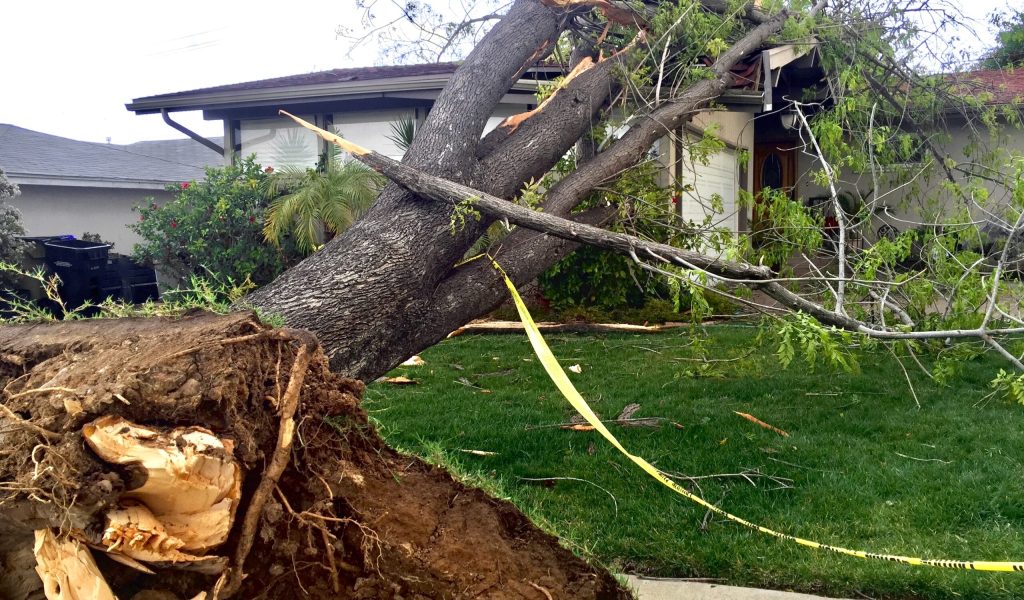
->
[0,0,1008,145]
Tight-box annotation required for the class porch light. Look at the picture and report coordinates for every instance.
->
[779,109,798,130]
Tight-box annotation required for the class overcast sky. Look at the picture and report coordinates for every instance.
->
[0,0,1008,145]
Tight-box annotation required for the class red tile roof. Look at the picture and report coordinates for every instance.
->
[948,68,1024,105]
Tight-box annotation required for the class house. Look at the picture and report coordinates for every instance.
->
[126,48,821,245]
[127,49,1020,253]
[125,63,557,166]
[0,125,221,249]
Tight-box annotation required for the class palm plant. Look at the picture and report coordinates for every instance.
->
[386,115,416,156]
[262,149,383,254]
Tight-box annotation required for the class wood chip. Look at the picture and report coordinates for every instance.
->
[733,411,790,437]
[561,424,596,431]
[381,376,417,385]
[459,449,498,456]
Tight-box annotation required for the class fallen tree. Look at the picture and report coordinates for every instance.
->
[4,0,1024,595]
[246,0,1024,381]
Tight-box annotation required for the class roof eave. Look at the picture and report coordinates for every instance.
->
[127,74,542,114]
[8,173,185,190]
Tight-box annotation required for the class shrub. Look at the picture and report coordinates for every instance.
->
[0,168,27,284]
[131,157,302,286]
[539,159,675,311]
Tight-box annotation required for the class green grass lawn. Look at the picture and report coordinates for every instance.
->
[365,325,1024,599]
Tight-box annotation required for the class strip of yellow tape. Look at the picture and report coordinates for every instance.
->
[496,261,1024,572]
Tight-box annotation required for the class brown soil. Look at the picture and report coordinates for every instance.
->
[0,312,629,600]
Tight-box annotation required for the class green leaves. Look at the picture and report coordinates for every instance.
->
[262,158,383,254]
[775,312,858,373]
[990,369,1024,405]
[131,156,298,286]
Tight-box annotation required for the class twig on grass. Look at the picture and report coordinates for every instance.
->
[518,476,619,516]
[765,456,836,473]
[524,416,683,430]
[661,468,794,489]
[894,451,951,464]
[886,346,920,408]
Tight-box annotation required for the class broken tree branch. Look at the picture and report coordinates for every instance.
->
[279,110,1024,368]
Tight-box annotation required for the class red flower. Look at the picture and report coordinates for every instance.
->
[249,216,256,224]
[180,182,190,190]
[264,166,274,173]
[671,195,680,205]
[170,219,178,229]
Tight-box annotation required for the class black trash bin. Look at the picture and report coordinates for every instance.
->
[100,254,160,304]
[43,239,112,309]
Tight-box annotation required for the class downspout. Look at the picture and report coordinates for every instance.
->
[161,109,225,155]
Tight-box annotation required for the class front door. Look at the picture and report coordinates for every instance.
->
[752,143,797,235]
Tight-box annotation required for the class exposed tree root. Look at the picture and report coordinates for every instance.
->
[0,312,628,600]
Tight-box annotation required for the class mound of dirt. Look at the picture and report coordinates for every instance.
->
[0,312,629,600]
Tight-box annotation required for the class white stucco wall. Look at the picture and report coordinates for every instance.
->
[239,104,533,169]
[796,117,1024,240]
[9,184,174,253]
[666,109,756,235]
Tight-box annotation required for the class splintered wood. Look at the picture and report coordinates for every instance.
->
[538,0,641,26]
[33,416,242,598]
[33,530,117,600]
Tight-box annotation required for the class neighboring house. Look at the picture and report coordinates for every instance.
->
[0,125,220,250]
[794,68,1024,243]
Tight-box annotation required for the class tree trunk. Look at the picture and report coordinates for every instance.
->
[244,0,793,383]
[0,313,628,599]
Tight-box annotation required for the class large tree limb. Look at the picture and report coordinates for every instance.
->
[537,8,793,216]
[475,42,629,191]
[285,113,1024,355]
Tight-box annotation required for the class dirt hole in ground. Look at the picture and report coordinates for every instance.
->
[0,312,628,600]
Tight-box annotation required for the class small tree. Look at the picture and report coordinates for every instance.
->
[980,10,1024,69]
[131,157,301,287]
[262,152,383,254]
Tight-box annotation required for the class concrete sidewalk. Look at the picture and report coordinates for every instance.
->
[627,576,853,600]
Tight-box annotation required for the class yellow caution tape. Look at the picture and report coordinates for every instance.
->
[495,260,1024,572]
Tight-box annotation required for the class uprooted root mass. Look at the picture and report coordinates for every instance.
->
[0,312,628,599]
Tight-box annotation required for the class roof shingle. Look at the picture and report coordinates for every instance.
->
[0,125,219,186]
[134,63,462,103]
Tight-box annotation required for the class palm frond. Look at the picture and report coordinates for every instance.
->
[386,116,416,155]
